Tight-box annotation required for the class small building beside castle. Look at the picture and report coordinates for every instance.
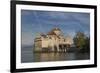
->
[34,28,73,52]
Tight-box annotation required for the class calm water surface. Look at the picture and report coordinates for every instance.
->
[21,46,90,63]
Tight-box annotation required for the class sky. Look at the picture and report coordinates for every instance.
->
[21,10,90,46]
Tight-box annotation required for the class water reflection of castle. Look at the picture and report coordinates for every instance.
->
[34,28,73,52]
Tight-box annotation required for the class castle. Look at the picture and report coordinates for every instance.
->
[34,28,73,52]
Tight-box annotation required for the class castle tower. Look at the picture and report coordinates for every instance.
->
[52,27,61,36]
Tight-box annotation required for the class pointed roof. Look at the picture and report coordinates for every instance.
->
[47,31,56,35]
[47,27,61,35]
[52,27,61,31]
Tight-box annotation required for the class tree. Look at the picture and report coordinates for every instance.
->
[73,32,90,53]
[82,37,90,52]
[73,32,86,49]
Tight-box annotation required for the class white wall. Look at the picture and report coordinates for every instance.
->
[0,0,99,73]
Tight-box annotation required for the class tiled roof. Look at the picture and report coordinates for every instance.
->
[47,27,61,35]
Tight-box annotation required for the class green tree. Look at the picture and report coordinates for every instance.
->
[82,37,90,52]
[74,32,86,49]
[73,32,90,52]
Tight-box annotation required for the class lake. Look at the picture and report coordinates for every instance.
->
[21,45,90,63]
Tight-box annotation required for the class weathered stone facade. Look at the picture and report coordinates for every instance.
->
[34,28,73,52]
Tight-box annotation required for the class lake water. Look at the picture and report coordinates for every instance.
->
[21,46,90,63]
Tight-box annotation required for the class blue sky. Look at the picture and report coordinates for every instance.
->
[21,10,90,46]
